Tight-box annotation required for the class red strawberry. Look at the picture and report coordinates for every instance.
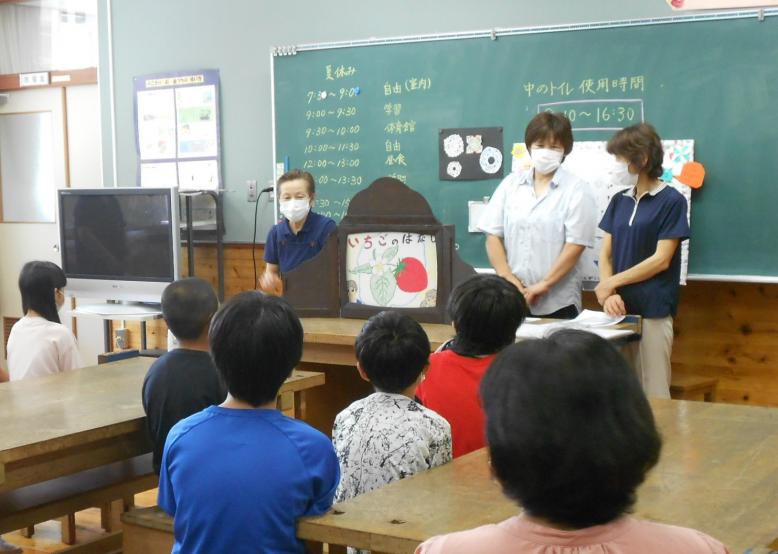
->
[394,257,428,292]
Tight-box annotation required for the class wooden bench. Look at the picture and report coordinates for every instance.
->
[0,454,157,553]
[122,506,173,554]
[670,373,718,402]
[121,507,329,554]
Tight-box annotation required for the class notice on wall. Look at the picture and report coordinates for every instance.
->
[134,69,221,190]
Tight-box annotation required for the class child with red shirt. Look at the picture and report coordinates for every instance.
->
[416,274,527,457]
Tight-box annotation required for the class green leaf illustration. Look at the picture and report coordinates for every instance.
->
[370,271,396,306]
[349,263,372,274]
[382,244,399,262]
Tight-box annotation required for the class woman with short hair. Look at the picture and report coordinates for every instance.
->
[478,112,596,318]
[595,123,690,398]
[416,330,729,554]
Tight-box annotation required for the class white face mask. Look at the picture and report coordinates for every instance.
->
[612,160,639,188]
[280,198,311,223]
[530,148,564,175]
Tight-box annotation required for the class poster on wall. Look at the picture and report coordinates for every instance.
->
[439,127,504,181]
[511,139,695,284]
[133,69,221,190]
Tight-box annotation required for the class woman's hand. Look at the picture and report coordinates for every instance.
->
[523,280,550,306]
[594,277,616,305]
[258,269,283,295]
[603,294,627,317]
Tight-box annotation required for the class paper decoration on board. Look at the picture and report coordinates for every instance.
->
[439,127,504,180]
[511,143,533,173]
[480,147,503,175]
[443,134,464,157]
[466,134,483,154]
[678,161,705,189]
[133,69,222,190]
[556,139,695,284]
[346,232,438,308]
[667,0,778,9]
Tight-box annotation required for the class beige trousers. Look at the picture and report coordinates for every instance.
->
[623,316,674,399]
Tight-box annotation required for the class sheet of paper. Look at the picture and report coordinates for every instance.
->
[176,85,218,159]
[140,162,177,187]
[178,159,219,191]
[516,315,635,341]
[467,201,487,233]
[571,309,625,328]
[137,89,176,161]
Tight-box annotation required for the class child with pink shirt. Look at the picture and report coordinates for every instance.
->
[416,330,730,554]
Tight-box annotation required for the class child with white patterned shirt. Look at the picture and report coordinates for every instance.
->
[333,311,452,507]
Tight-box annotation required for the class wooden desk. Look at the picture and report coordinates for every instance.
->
[0,357,325,493]
[299,399,778,554]
[301,317,454,366]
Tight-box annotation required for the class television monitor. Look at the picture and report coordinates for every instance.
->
[57,187,181,302]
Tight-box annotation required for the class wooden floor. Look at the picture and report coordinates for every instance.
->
[0,490,158,553]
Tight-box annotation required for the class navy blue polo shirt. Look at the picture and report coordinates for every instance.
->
[264,211,337,274]
[599,184,690,318]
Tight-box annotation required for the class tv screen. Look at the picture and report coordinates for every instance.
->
[59,189,175,282]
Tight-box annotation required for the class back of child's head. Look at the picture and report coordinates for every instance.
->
[354,310,430,393]
[448,274,528,356]
[162,278,218,341]
[209,291,303,406]
[19,261,66,324]
[481,329,661,529]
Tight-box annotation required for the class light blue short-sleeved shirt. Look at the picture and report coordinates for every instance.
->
[477,167,597,315]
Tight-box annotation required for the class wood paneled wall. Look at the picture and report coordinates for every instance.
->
[585,283,778,407]
[120,244,265,351]
[124,245,778,408]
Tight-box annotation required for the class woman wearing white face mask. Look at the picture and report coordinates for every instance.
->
[596,123,689,399]
[259,170,336,293]
[477,112,597,318]
[7,261,83,381]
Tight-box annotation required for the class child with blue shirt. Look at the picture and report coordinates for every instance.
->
[157,291,339,553]
[594,123,690,399]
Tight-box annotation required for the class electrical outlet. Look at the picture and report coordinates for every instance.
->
[246,180,258,202]
[114,328,128,350]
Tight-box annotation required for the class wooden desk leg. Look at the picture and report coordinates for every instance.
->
[101,499,124,532]
[294,390,307,420]
[20,525,34,538]
[304,540,324,554]
[60,513,76,545]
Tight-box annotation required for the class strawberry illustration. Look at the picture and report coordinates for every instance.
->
[394,257,428,292]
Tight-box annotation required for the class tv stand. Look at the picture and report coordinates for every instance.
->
[72,303,163,353]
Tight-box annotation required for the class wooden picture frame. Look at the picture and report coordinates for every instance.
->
[338,223,453,323]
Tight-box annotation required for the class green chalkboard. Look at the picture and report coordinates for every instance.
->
[274,13,778,278]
